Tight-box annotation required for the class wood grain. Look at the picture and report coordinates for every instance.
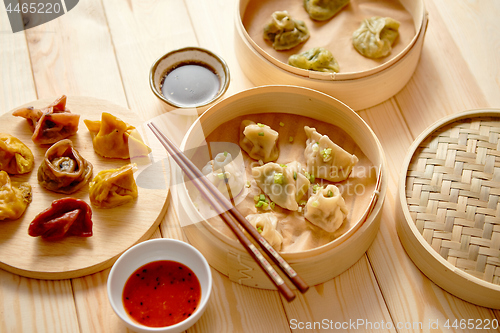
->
[0,96,169,279]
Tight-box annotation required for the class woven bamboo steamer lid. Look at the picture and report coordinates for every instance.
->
[235,0,428,110]
[396,110,500,309]
[171,85,388,289]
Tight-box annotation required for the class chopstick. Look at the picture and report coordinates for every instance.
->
[148,122,309,301]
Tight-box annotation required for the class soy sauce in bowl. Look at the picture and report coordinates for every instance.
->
[160,62,220,108]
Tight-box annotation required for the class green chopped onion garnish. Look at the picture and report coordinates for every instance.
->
[257,123,265,127]
[217,173,225,180]
[289,136,294,142]
[273,172,284,184]
[299,200,307,206]
[246,181,251,188]
[310,174,315,183]
[258,132,264,136]
[255,201,264,208]
[280,164,287,167]
[270,202,275,209]
[312,184,320,193]
[279,122,284,127]
[311,201,319,208]
[293,171,297,180]
[327,190,334,197]
[257,226,263,233]
[254,195,260,202]
[223,151,228,157]
[259,194,266,201]
[262,202,269,209]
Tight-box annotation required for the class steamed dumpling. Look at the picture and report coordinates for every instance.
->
[263,11,310,50]
[246,213,283,251]
[0,171,32,220]
[304,0,350,21]
[0,133,34,174]
[201,152,245,201]
[88,164,138,208]
[240,120,279,163]
[304,126,358,182]
[352,16,400,58]
[12,95,80,145]
[304,184,347,232]
[38,139,93,194]
[252,162,310,211]
[288,47,340,73]
[84,112,151,159]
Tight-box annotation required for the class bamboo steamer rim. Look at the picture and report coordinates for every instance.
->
[236,0,427,80]
[397,109,500,308]
[179,85,387,260]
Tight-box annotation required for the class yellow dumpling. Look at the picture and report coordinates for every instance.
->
[0,133,35,174]
[84,113,151,159]
[0,171,32,220]
[88,163,138,208]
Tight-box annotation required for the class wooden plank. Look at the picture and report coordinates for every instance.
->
[0,4,82,333]
[394,0,490,138]
[102,0,200,119]
[0,3,37,112]
[284,256,396,333]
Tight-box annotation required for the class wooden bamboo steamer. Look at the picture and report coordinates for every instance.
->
[171,85,388,289]
[234,0,428,111]
[396,110,500,309]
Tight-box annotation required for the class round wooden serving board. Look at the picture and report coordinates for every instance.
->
[0,96,170,279]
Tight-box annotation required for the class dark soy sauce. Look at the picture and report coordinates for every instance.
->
[160,61,220,107]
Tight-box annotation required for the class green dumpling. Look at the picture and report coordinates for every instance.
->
[352,16,400,58]
[263,11,310,51]
[304,0,350,21]
[288,47,340,73]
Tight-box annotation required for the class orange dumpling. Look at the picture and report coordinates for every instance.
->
[84,113,151,159]
[12,95,80,145]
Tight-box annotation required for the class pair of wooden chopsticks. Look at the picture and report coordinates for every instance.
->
[148,122,309,302]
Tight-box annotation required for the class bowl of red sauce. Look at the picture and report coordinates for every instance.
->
[107,238,212,333]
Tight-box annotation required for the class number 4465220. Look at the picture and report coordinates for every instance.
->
[5,2,62,14]
[444,319,499,330]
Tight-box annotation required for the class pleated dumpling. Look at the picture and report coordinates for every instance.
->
[12,95,80,145]
[304,126,358,182]
[252,161,310,211]
[246,213,283,251]
[304,184,347,232]
[0,133,35,174]
[84,113,151,159]
[201,152,245,200]
[89,163,138,208]
[304,0,350,21]
[263,11,310,50]
[288,47,340,73]
[38,139,93,194]
[240,120,279,163]
[352,16,400,58]
[0,171,32,221]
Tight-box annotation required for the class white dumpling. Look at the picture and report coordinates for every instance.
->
[239,120,279,163]
[304,126,358,182]
[246,213,283,250]
[202,152,245,200]
[252,162,310,211]
[304,184,347,232]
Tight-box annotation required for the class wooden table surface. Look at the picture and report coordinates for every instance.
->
[1,0,500,332]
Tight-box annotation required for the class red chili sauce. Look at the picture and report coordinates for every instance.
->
[122,260,201,327]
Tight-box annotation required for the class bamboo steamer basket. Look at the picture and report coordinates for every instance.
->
[235,0,428,111]
[396,110,500,309]
[171,85,387,289]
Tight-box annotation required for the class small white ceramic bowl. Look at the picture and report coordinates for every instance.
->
[107,238,212,333]
[149,46,230,108]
